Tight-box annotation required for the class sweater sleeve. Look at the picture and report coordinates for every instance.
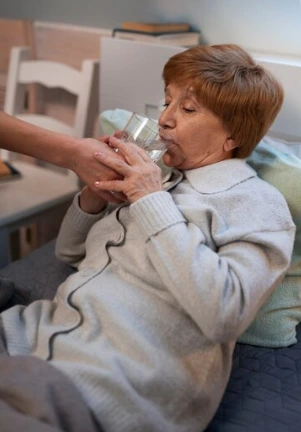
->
[55,192,107,268]
[130,190,296,343]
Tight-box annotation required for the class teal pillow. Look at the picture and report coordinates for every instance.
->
[99,109,132,136]
[239,138,301,347]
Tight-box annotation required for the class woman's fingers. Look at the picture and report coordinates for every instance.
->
[93,137,163,203]
[130,144,152,162]
[108,137,151,164]
[113,130,122,139]
[97,135,110,144]
[95,189,126,203]
[94,150,133,176]
[93,139,151,177]
[95,180,125,194]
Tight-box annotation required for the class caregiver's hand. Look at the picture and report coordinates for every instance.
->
[72,136,125,203]
[93,137,163,203]
[72,135,123,184]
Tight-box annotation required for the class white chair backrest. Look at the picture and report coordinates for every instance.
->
[2,46,99,181]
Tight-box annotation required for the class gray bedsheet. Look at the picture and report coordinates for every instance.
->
[1,240,301,432]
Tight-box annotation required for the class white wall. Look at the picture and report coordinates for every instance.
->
[153,0,301,57]
[0,0,157,28]
[0,0,300,57]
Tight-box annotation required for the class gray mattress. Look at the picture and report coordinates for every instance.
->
[1,240,301,432]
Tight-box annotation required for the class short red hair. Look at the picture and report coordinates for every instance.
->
[162,44,284,158]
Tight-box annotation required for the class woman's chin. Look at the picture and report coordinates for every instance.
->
[162,154,172,167]
[162,152,183,169]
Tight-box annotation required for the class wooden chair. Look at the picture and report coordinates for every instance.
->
[0,19,34,111]
[2,46,99,166]
[0,46,99,267]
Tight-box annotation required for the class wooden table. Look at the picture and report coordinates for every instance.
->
[0,161,78,268]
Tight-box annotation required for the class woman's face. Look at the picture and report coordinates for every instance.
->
[158,82,236,170]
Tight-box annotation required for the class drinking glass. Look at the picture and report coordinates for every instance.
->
[120,112,171,162]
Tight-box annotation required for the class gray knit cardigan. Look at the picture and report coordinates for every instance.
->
[2,159,295,432]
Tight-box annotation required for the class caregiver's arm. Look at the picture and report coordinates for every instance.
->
[0,111,121,191]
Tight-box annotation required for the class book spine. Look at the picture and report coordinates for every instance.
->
[112,28,192,37]
[112,30,200,47]
[121,22,190,33]
[113,32,158,43]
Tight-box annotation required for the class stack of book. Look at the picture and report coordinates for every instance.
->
[112,22,200,47]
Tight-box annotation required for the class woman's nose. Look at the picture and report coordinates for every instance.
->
[158,106,175,130]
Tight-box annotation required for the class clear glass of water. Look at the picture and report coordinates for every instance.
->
[120,112,172,162]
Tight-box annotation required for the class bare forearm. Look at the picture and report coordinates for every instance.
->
[0,111,125,193]
[0,112,76,169]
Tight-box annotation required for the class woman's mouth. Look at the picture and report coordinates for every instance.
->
[160,134,175,147]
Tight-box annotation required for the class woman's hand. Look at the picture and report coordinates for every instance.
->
[93,137,163,203]
[79,183,126,213]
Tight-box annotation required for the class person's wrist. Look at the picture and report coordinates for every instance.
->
[79,187,107,214]
[67,137,83,173]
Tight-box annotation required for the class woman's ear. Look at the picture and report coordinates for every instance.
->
[224,137,237,152]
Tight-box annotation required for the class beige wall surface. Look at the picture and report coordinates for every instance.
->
[0,0,300,56]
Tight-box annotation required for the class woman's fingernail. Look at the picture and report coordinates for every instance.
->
[95,181,100,186]
[95,152,102,156]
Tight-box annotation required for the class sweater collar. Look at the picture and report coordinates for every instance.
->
[183,159,257,194]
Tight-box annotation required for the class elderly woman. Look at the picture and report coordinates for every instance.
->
[0,45,296,432]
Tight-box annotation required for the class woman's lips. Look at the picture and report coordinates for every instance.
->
[160,135,175,147]
[165,140,177,151]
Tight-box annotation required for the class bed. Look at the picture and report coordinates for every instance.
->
[1,38,301,431]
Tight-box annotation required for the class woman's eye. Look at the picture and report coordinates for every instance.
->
[162,103,169,108]
[183,107,195,113]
